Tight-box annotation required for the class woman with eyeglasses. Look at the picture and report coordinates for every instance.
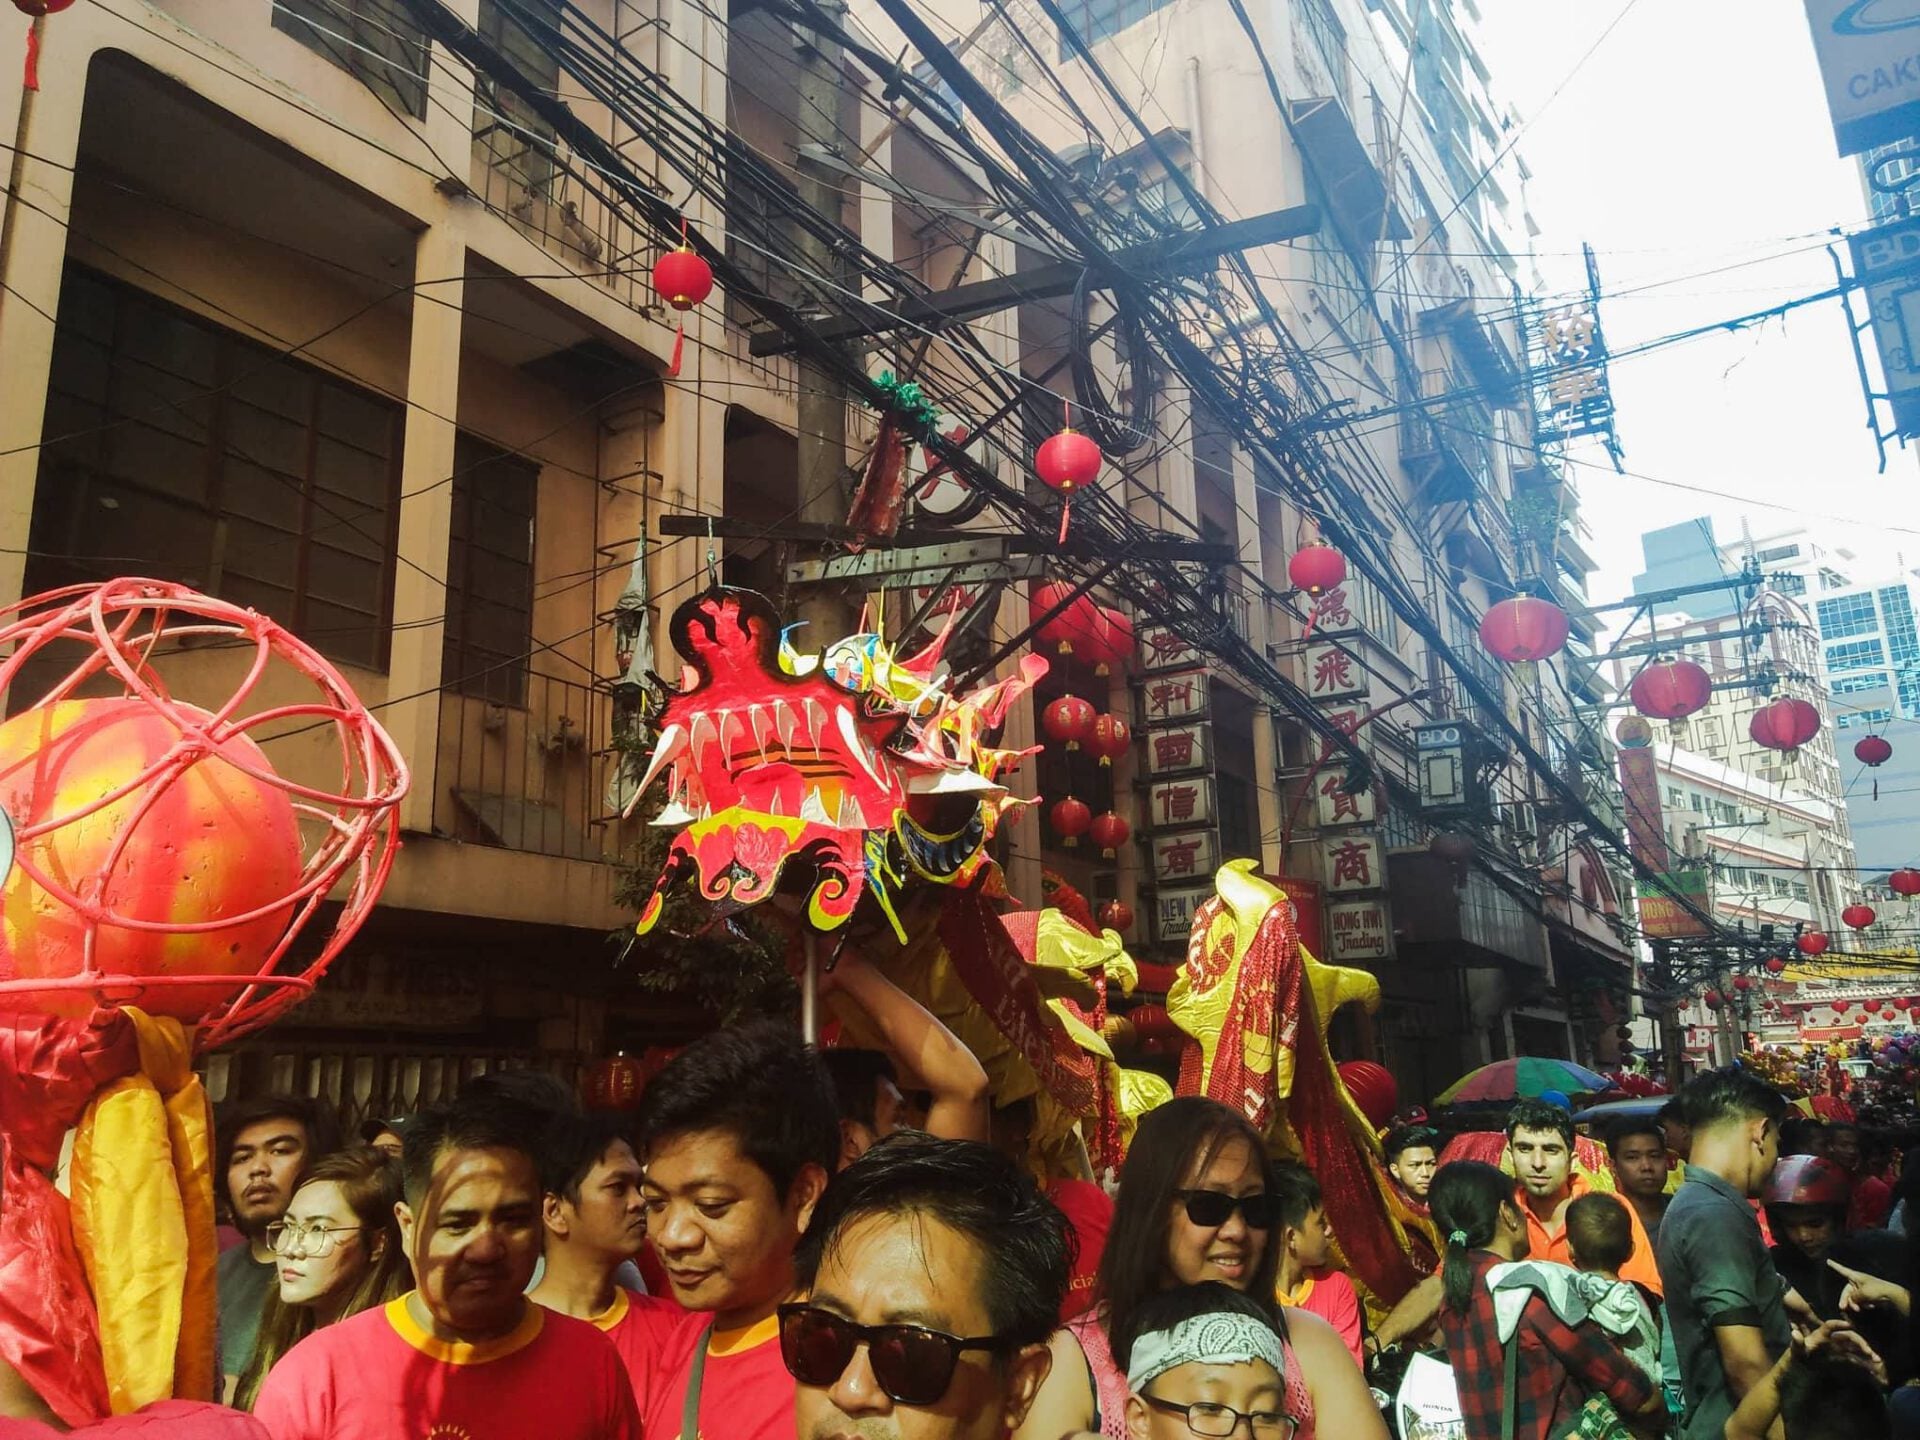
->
[234,1147,408,1411]
[1015,1096,1384,1440]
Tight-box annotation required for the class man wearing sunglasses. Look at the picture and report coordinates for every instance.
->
[787,1132,1069,1440]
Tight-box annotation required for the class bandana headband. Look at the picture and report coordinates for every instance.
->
[1125,1312,1285,1392]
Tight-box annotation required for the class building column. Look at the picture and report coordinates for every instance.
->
[0,42,88,605]
[385,224,465,834]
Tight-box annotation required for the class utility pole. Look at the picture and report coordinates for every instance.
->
[791,0,859,644]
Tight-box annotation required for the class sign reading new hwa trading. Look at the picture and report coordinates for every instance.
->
[1803,0,1920,156]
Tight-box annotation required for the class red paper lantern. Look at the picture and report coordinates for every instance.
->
[1337,1059,1399,1131]
[1086,713,1132,766]
[652,237,715,377]
[1089,811,1132,859]
[1088,607,1135,675]
[1892,868,1920,897]
[653,247,714,310]
[1749,697,1821,754]
[12,0,75,13]
[1128,1002,1178,1042]
[1049,796,1092,847]
[1431,831,1476,863]
[1288,540,1347,598]
[1036,427,1102,542]
[1704,991,1724,1008]
[1030,582,1105,658]
[1036,427,1102,495]
[1886,1008,1899,1021]
[1797,931,1831,956]
[1098,899,1135,933]
[583,1053,645,1111]
[1733,975,1753,992]
[1844,904,1878,930]
[1478,596,1570,666]
[1042,695,1096,750]
[1856,734,1894,767]
[1766,956,1786,975]
[1630,658,1712,729]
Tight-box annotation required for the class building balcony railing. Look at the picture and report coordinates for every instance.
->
[469,79,664,318]
[436,669,629,862]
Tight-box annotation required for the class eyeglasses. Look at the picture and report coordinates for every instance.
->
[777,1303,1006,1405]
[1140,1392,1298,1439]
[1175,1189,1280,1230]
[265,1221,363,1257]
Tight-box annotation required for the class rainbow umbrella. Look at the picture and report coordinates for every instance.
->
[1436,1057,1616,1105]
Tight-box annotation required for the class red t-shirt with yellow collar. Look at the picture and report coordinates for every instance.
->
[252,1294,641,1440]
[638,1304,795,1440]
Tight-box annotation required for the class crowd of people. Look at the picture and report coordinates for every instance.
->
[24,981,1911,1440]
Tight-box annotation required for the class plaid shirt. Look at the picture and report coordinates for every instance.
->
[1440,1252,1654,1440]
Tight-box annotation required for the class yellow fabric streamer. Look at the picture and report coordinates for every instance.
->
[69,1008,217,1410]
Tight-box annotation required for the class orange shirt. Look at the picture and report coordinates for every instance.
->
[253,1294,641,1439]
[1517,1174,1663,1296]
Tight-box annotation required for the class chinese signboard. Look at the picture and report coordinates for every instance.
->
[1148,776,1216,829]
[1152,829,1219,885]
[1155,885,1213,944]
[1314,771,1377,829]
[1531,245,1622,464]
[1142,671,1210,723]
[1849,215,1920,438]
[1614,737,1672,872]
[1322,834,1383,894]
[1325,899,1393,963]
[1303,642,1368,702]
[1636,869,1712,941]
[1145,722,1210,776]
[1138,625,1206,672]
[1802,0,1920,156]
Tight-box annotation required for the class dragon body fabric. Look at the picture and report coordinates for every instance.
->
[1167,860,1426,1308]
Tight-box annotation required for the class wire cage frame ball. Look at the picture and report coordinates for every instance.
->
[0,579,408,1050]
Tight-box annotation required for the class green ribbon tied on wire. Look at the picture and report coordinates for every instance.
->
[867,371,940,437]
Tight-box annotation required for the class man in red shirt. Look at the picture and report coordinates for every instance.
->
[252,1095,639,1439]
[1271,1160,1365,1366]
[786,1133,1067,1440]
[634,1019,840,1440]
[527,1110,660,1396]
[1507,1099,1662,1297]
[990,1096,1111,1320]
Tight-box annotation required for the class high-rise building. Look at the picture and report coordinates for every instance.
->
[1624,519,1920,872]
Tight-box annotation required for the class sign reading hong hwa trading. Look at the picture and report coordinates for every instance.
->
[1802,0,1920,156]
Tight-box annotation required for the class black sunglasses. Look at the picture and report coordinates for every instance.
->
[1176,1188,1280,1230]
[777,1303,1007,1405]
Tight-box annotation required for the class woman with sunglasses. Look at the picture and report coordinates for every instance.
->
[235,1148,408,1411]
[1015,1096,1385,1440]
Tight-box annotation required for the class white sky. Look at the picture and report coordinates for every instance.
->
[1474,0,1915,600]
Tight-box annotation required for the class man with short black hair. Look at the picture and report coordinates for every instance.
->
[216,1095,338,1395]
[528,1110,655,1394]
[634,1018,840,1439]
[1654,1068,1792,1440]
[252,1095,639,1438]
[1271,1160,1363,1366]
[1605,1117,1673,1237]
[817,947,989,1169]
[1507,1098,1662,1296]
[787,1133,1067,1440]
[1383,1124,1440,1204]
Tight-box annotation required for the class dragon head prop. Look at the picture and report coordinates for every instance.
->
[627,588,1045,936]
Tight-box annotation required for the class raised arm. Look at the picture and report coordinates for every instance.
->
[827,948,990,1142]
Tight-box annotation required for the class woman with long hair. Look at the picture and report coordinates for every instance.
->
[1429,1161,1658,1440]
[1014,1096,1383,1439]
[235,1147,408,1410]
